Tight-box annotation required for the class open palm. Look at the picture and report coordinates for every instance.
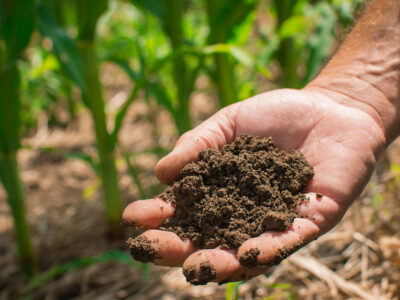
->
[123,87,385,284]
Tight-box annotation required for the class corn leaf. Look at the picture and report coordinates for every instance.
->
[147,81,178,122]
[207,0,256,43]
[0,0,36,65]
[36,3,87,95]
[124,155,147,199]
[130,0,165,20]
[64,152,98,174]
[303,3,336,83]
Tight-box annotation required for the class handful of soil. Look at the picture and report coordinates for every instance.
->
[159,135,314,249]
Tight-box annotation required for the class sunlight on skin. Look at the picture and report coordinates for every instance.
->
[122,87,386,284]
[123,0,400,283]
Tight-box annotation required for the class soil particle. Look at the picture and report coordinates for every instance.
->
[239,248,261,268]
[159,135,314,249]
[183,262,217,285]
[127,236,158,263]
[269,241,304,266]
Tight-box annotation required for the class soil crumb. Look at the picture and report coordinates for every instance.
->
[240,248,261,268]
[159,135,314,249]
[183,262,217,285]
[127,236,158,263]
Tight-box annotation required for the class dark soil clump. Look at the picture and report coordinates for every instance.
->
[183,262,217,285]
[127,236,158,262]
[159,135,314,249]
[240,248,261,268]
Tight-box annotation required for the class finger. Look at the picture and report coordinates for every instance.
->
[127,230,197,267]
[122,198,174,229]
[295,192,346,234]
[182,249,243,285]
[237,218,319,268]
[155,105,238,184]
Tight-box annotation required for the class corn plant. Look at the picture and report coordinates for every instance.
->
[37,1,124,238]
[205,0,256,107]
[129,0,269,135]
[264,0,363,88]
[0,0,37,276]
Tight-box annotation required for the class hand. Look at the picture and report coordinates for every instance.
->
[122,87,385,284]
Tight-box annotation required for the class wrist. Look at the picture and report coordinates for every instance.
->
[307,71,399,146]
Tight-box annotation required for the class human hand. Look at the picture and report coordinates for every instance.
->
[122,87,386,284]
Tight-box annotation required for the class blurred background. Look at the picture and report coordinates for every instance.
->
[1,0,400,299]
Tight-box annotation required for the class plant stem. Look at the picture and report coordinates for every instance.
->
[77,42,123,238]
[163,0,192,134]
[274,0,300,88]
[206,0,237,107]
[0,154,36,277]
[0,64,36,277]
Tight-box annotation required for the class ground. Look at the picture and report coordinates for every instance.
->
[0,64,399,299]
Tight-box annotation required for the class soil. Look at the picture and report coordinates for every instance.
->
[183,262,217,285]
[158,135,314,250]
[127,236,159,263]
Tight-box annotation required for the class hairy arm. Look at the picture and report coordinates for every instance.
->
[308,0,400,143]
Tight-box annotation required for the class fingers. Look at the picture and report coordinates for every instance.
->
[182,249,242,285]
[155,105,238,184]
[295,192,345,234]
[237,218,319,268]
[122,198,174,229]
[180,217,321,285]
[128,230,197,267]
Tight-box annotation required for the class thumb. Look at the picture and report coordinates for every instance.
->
[155,105,239,184]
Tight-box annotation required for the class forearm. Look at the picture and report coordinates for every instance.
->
[307,0,400,144]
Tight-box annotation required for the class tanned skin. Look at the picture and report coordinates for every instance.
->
[123,0,400,284]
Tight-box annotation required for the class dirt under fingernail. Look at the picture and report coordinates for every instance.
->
[127,236,158,263]
[158,135,314,251]
[183,261,217,285]
[239,248,261,268]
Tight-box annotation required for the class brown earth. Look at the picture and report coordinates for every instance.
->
[158,135,314,251]
[143,135,313,254]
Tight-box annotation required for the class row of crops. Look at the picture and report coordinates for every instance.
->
[0,0,361,278]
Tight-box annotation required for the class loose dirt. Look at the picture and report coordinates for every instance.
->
[129,135,314,270]
[160,135,314,249]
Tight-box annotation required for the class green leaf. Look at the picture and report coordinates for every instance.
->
[225,281,242,300]
[131,0,165,20]
[304,3,337,83]
[278,15,307,40]
[64,152,98,174]
[207,0,256,43]
[147,81,178,121]
[36,3,87,94]
[124,155,147,199]
[0,0,36,65]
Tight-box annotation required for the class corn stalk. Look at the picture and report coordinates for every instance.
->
[161,0,192,133]
[0,0,36,277]
[74,0,123,238]
[37,1,123,238]
[205,0,256,107]
[273,0,299,88]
